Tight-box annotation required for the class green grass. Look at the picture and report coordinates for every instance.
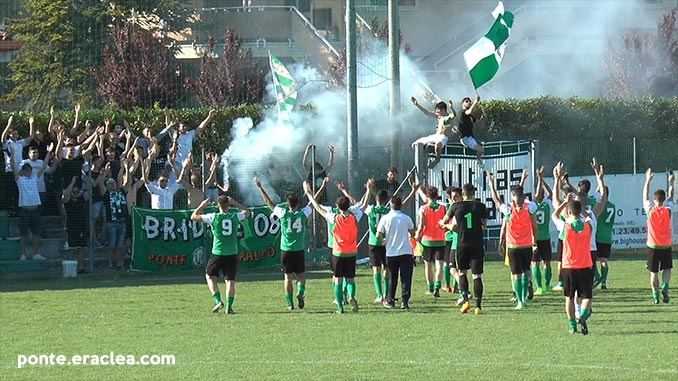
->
[1,259,677,380]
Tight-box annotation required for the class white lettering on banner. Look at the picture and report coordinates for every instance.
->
[545,173,675,250]
[252,211,281,237]
[141,213,206,242]
[428,141,534,228]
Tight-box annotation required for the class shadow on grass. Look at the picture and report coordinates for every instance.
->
[0,265,343,293]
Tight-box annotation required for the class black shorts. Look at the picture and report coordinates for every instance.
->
[647,247,673,273]
[561,268,593,299]
[456,245,484,275]
[533,240,552,262]
[205,254,238,280]
[19,208,41,236]
[444,241,457,268]
[596,242,612,259]
[281,250,305,274]
[330,255,356,278]
[422,245,445,262]
[557,239,563,262]
[508,248,532,275]
[368,245,387,267]
[67,226,88,248]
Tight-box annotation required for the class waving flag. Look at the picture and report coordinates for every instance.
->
[268,52,296,127]
[463,2,514,89]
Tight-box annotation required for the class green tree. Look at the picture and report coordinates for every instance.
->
[5,0,190,111]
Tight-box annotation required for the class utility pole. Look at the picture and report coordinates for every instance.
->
[346,0,359,196]
[388,0,401,173]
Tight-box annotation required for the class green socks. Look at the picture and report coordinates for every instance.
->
[334,283,344,311]
[226,296,234,311]
[427,283,434,292]
[581,308,590,321]
[212,291,222,305]
[544,267,552,286]
[521,274,530,300]
[285,293,293,307]
[569,318,577,332]
[601,266,609,284]
[661,282,668,291]
[443,265,451,287]
[513,278,523,303]
[434,280,441,290]
[373,273,383,298]
[346,280,357,299]
[384,276,389,297]
[532,266,542,289]
[297,283,305,296]
[452,276,458,288]
[593,265,601,282]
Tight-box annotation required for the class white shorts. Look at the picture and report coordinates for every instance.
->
[460,136,479,150]
[413,133,448,147]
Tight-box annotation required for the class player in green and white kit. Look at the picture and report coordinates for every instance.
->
[366,180,418,302]
[594,186,615,289]
[533,166,554,294]
[366,189,392,303]
[191,196,251,314]
[254,177,312,310]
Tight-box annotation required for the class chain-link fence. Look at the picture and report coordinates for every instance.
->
[537,137,678,177]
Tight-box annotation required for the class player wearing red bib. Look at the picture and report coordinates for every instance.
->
[643,168,674,304]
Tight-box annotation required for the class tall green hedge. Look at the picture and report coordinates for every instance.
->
[481,96,678,140]
[2,97,677,152]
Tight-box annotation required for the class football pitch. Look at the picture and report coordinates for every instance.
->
[1,258,677,380]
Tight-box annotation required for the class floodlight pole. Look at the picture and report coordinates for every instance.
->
[346,0,359,196]
[388,0,401,173]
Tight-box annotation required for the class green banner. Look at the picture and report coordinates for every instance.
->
[131,206,282,273]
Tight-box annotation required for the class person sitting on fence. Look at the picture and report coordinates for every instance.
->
[62,175,89,274]
[410,97,455,168]
[458,95,485,167]
[11,143,48,261]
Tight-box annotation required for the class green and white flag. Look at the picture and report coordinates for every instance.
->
[463,1,514,89]
[269,52,296,127]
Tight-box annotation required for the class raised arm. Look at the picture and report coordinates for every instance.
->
[1,115,13,143]
[71,103,81,133]
[47,106,55,135]
[325,145,334,174]
[668,170,674,203]
[228,197,251,219]
[486,171,504,209]
[519,169,529,188]
[592,165,607,217]
[37,150,52,177]
[402,180,420,207]
[465,95,480,115]
[205,155,219,187]
[414,206,425,241]
[24,116,35,145]
[302,144,313,173]
[410,97,437,118]
[62,176,78,203]
[191,199,211,222]
[552,162,564,209]
[336,181,357,205]
[309,177,330,205]
[643,168,652,203]
[447,100,457,120]
[253,177,276,210]
[359,178,373,211]
[535,166,545,203]
[195,109,216,135]
[303,181,329,219]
